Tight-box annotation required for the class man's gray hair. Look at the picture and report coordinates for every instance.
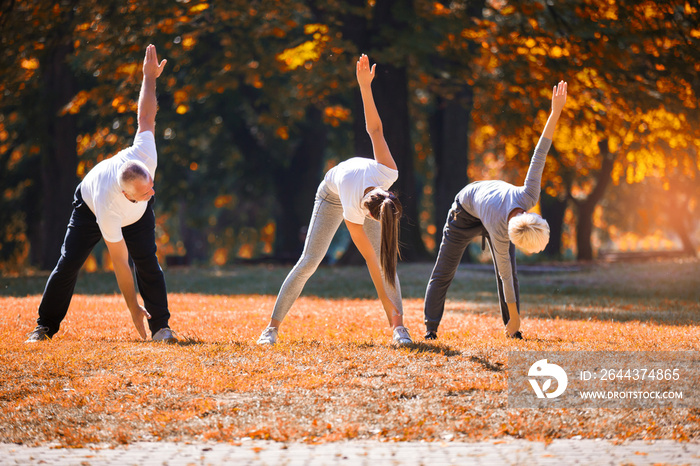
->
[508,212,550,254]
[118,160,150,190]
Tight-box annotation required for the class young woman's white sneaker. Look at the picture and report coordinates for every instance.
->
[392,326,413,346]
[257,326,278,345]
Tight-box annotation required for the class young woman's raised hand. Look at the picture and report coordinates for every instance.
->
[551,80,567,114]
[356,54,376,88]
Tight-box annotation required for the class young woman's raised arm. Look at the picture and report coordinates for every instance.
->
[356,54,397,170]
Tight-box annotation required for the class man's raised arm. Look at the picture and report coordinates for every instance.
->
[137,44,167,134]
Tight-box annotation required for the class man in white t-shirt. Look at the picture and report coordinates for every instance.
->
[26,45,176,343]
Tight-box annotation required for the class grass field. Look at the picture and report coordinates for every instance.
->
[1,259,698,446]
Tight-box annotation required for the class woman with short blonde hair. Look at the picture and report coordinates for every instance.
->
[423,81,567,340]
[508,212,550,254]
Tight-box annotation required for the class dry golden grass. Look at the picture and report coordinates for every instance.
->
[1,260,699,447]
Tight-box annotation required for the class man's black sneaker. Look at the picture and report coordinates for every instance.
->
[424,331,438,340]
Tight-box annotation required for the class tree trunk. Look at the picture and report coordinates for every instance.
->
[273,107,327,262]
[574,139,614,261]
[373,63,429,261]
[339,0,429,263]
[575,200,596,261]
[540,191,567,258]
[34,40,78,270]
[179,199,208,264]
[667,191,697,257]
[429,92,472,253]
[674,222,697,257]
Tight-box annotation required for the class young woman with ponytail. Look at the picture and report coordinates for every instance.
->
[257,54,412,346]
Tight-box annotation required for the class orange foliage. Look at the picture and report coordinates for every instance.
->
[275,126,289,140]
[212,248,228,265]
[115,63,139,78]
[323,105,351,127]
[213,194,234,208]
[276,24,330,70]
[181,35,197,51]
[237,243,254,259]
[62,90,91,115]
[20,58,39,70]
[188,3,210,15]
[432,2,452,16]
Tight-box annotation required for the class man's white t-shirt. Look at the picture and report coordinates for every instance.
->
[323,157,399,224]
[80,131,157,243]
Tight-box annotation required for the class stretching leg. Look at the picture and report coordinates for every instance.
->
[270,191,344,324]
[37,187,102,336]
[423,203,483,333]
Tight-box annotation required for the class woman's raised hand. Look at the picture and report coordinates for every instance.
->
[551,80,567,114]
[356,54,376,88]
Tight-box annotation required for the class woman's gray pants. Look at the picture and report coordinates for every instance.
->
[271,181,403,323]
[423,200,520,333]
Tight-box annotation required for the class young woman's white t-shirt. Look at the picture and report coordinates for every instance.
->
[80,131,157,243]
[323,157,398,224]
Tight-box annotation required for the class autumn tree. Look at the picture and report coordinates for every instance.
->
[468,0,700,260]
[2,0,340,267]
[3,0,698,271]
[0,0,86,270]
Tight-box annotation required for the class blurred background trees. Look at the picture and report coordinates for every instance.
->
[1,0,698,273]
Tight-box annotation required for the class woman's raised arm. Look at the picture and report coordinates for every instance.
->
[356,54,397,170]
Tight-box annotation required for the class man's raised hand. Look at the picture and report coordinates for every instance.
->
[143,44,167,80]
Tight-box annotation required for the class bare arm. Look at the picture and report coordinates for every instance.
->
[104,239,151,339]
[137,44,167,134]
[345,220,401,327]
[356,54,397,170]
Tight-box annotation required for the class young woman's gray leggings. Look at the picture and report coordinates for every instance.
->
[271,181,403,323]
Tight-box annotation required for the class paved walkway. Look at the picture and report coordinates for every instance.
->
[1,439,698,465]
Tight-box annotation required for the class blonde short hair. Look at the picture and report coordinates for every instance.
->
[508,212,550,254]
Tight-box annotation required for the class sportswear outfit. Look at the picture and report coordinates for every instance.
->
[271,157,403,323]
[35,131,171,337]
[424,137,552,332]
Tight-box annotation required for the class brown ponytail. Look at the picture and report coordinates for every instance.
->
[365,190,403,287]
